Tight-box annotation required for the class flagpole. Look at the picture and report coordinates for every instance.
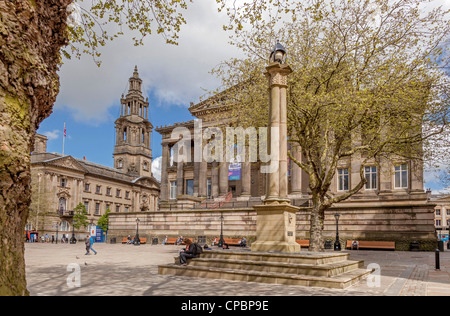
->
[63,122,66,156]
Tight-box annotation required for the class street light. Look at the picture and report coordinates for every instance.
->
[218,213,225,247]
[134,218,141,246]
[334,213,341,251]
[269,40,288,64]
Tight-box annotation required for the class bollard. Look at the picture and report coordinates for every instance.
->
[436,249,441,270]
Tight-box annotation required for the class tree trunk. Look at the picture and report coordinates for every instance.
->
[309,196,326,252]
[0,0,71,296]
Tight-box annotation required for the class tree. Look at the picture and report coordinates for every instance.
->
[72,203,89,231]
[212,0,450,251]
[0,0,193,296]
[97,208,111,233]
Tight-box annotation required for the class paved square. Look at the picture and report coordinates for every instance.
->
[25,243,450,296]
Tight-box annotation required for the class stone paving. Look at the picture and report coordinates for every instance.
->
[24,243,450,296]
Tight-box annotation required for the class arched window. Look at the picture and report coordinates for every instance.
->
[123,127,127,141]
[60,221,70,232]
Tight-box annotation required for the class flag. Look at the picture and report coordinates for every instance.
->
[64,123,66,137]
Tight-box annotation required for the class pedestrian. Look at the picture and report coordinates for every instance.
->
[51,234,55,244]
[179,239,202,266]
[90,235,97,255]
[85,235,91,255]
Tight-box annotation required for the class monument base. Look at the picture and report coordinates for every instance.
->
[251,203,301,253]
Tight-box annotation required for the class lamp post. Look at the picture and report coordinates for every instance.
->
[334,213,341,251]
[218,213,225,247]
[134,218,141,246]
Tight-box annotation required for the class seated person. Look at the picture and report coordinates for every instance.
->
[352,240,359,250]
[239,237,247,247]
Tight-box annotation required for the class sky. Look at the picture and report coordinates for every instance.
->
[37,0,450,194]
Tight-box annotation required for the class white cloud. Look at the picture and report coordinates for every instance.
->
[42,129,60,141]
[55,1,242,124]
[152,156,162,182]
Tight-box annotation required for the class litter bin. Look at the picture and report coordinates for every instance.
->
[198,236,206,246]
[110,237,116,244]
[152,237,158,245]
[324,240,333,250]
[410,241,419,251]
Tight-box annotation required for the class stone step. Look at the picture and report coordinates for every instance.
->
[158,264,371,289]
[199,250,350,266]
[189,257,364,277]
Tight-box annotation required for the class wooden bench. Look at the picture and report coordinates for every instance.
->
[164,237,193,245]
[121,237,147,244]
[296,240,310,248]
[346,240,395,250]
[222,238,243,247]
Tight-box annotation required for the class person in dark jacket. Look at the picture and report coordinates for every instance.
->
[85,235,91,255]
[179,239,201,266]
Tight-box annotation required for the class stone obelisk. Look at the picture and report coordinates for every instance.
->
[251,42,301,253]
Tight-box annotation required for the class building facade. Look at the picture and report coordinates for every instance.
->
[29,68,160,240]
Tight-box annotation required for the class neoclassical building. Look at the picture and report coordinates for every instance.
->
[29,67,160,239]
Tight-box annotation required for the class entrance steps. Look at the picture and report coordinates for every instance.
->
[158,250,371,289]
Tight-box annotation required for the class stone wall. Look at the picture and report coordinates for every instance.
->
[108,201,437,251]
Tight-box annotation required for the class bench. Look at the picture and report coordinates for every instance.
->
[222,238,243,247]
[164,237,193,245]
[296,240,310,248]
[121,237,147,244]
[346,240,395,251]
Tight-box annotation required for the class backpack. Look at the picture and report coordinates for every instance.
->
[192,243,203,256]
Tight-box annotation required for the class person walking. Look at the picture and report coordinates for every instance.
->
[85,235,91,255]
[89,235,97,255]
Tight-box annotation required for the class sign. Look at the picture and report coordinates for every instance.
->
[228,163,241,180]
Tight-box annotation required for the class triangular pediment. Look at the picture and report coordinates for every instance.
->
[132,176,160,189]
[45,156,89,173]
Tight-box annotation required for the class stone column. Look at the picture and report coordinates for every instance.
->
[290,143,302,195]
[211,161,219,198]
[177,161,184,197]
[199,161,208,197]
[241,161,251,198]
[251,56,300,254]
[193,162,200,197]
[160,143,169,202]
[219,161,229,196]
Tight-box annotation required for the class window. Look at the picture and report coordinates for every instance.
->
[58,198,67,213]
[170,181,177,200]
[143,161,148,171]
[186,179,194,196]
[84,183,90,192]
[338,168,349,191]
[60,221,70,232]
[115,205,120,212]
[125,191,130,199]
[436,209,441,216]
[117,160,123,169]
[365,166,377,190]
[96,185,101,194]
[207,178,212,198]
[106,204,110,212]
[116,189,121,198]
[436,220,442,227]
[60,178,67,187]
[95,203,100,215]
[106,187,111,196]
[124,207,129,212]
[84,201,89,214]
[394,164,408,189]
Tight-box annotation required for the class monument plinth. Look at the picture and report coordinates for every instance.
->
[251,43,301,253]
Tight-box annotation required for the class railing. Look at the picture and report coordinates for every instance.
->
[58,209,74,217]
[160,198,310,211]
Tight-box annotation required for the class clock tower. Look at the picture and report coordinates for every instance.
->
[113,66,153,178]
